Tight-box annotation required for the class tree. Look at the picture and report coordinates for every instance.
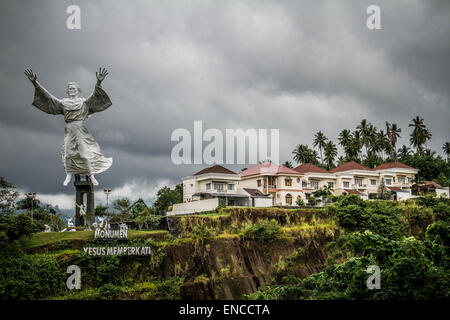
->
[377,178,391,200]
[398,145,412,161]
[292,144,318,165]
[95,204,109,216]
[130,198,148,219]
[0,177,19,215]
[16,196,41,211]
[375,130,391,159]
[356,119,372,158]
[338,129,352,159]
[385,122,401,158]
[324,141,337,170]
[283,161,293,169]
[351,130,363,160]
[409,116,431,155]
[113,198,131,214]
[153,184,183,215]
[292,144,310,164]
[443,142,450,163]
[313,131,328,165]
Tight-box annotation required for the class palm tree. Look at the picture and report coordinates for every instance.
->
[313,131,328,165]
[375,130,391,160]
[337,156,346,165]
[292,144,310,164]
[283,161,293,169]
[397,145,411,160]
[307,149,319,165]
[386,122,401,158]
[356,119,372,157]
[351,130,363,160]
[409,116,431,155]
[443,142,450,163]
[338,129,352,158]
[366,124,378,157]
[324,141,338,170]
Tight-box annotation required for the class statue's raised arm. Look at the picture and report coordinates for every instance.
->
[24,69,64,115]
[85,68,112,115]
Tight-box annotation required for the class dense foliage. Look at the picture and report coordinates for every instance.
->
[244,195,450,300]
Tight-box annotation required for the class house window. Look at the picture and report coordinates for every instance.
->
[370,179,377,186]
[343,181,350,188]
[385,179,392,185]
[328,182,334,189]
[355,178,363,187]
[257,180,261,187]
[206,183,211,190]
[285,194,293,205]
[285,178,292,186]
[398,176,405,184]
[302,180,307,188]
[214,183,224,192]
[228,184,234,191]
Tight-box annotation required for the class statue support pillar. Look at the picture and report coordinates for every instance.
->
[74,174,94,226]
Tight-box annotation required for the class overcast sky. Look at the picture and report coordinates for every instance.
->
[0,0,449,210]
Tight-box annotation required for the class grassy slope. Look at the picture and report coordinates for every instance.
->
[19,230,168,249]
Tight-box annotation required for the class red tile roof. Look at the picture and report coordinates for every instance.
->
[193,165,237,176]
[240,162,301,177]
[424,181,444,189]
[373,161,415,170]
[294,163,329,174]
[243,188,268,197]
[329,161,370,173]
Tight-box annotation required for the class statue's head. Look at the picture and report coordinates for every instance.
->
[66,82,82,98]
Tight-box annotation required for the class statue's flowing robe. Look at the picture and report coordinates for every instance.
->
[32,84,113,175]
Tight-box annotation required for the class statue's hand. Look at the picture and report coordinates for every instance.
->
[24,69,37,83]
[96,67,109,82]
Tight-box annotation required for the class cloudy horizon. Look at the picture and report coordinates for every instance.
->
[1,0,449,211]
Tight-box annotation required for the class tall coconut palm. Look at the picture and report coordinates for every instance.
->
[324,141,338,170]
[338,129,352,158]
[292,144,310,164]
[308,150,320,165]
[398,145,411,160]
[313,131,328,165]
[386,122,401,158]
[351,130,363,160]
[409,116,431,155]
[366,124,378,157]
[356,119,372,157]
[443,142,450,163]
[375,130,391,160]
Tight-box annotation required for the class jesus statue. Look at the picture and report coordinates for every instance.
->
[25,68,113,186]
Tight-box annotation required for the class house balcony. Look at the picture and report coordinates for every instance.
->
[352,184,367,190]
[264,185,277,193]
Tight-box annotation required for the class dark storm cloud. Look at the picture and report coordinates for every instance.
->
[0,0,449,205]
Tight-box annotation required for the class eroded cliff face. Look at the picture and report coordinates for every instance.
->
[25,207,340,299]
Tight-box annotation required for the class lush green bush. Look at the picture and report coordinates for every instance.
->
[0,254,64,299]
[190,223,214,242]
[296,198,305,207]
[307,196,317,206]
[245,226,450,300]
[0,214,39,253]
[433,202,450,223]
[329,195,407,240]
[243,219,281,244]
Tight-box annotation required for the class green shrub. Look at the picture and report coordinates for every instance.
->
[0,254,64,299]
[190,223,214,242]
[243,219,281,244]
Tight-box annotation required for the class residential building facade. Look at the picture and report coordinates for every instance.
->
[169,160,424,215]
